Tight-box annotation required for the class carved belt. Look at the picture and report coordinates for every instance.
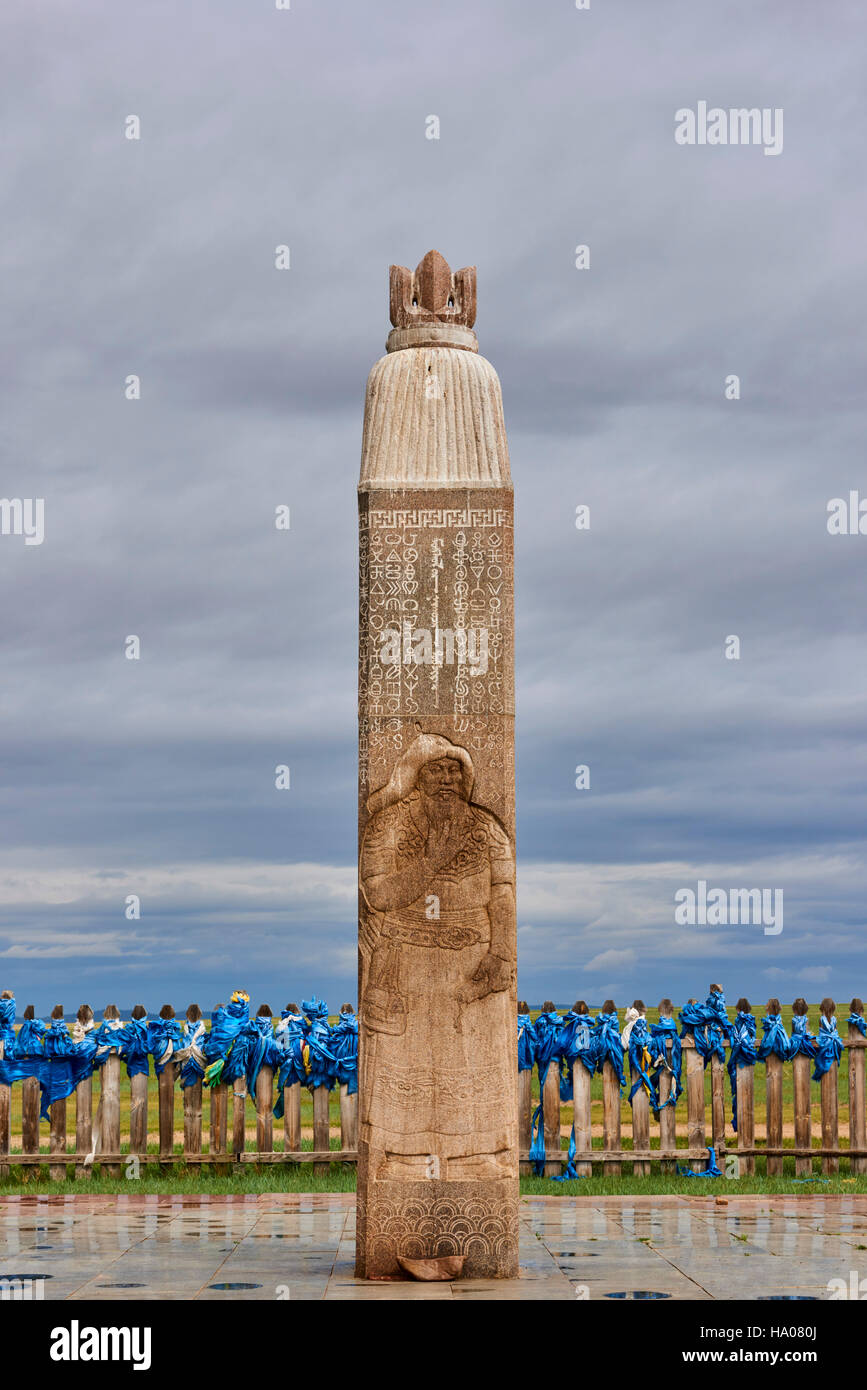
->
[382,908,488,950]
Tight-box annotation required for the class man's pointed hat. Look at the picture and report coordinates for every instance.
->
[366,730,474,816]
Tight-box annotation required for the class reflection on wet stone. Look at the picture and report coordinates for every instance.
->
[0,1194,861,1299]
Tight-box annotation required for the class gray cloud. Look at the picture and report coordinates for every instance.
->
[1,0,865,1010]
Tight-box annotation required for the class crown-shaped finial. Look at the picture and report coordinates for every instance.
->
[389,250,476,329]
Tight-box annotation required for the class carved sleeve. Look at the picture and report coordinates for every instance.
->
[485,814,514,887]
[360,804,429,912]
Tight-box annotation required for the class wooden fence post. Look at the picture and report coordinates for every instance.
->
[657,1001,677,1174]
[631,1081,650,1176]
[517,1066,532,1175]
[253,1007,275,1162]
[0,1000,10,1181]
[182,1004,203,1162]
[792,999,812,1177]
[683,1029,706,1171]
[600,1002,622,1177]
[736,1068,755,1176]
[75,1076,92,1180]
[100,1005,122,1179]
[542,1063,561,1177]
[158,1062,177,1171]
[704,984,726,1165]
[792,1053,813,1176]
[21,1005,40,1167]
[157,1005,178,1174]
[74,1005,94,1181]
[49,1099,67,1182]
[283,1082,301,1159]
[629,1004,650,1177]
[48,1005,68,1181]
[821,1067,839,1175]
[564,1001,593,1178]
[128,1005,148,1167]
[334,1004,357,1160]
[232,1082,247,1162]
[256,1064,273,1157]
[210,1082,229,1175]
[573,1059,593,1178]
[849,999,867,1176]
[733,999,754,1177]
[0,1078,8,1180]
[183,1076,202,1163]
[129,1072,148,1160]
[22,1076,40,1161]
[820,998,839,1176]
[313,1086,331,1176]
[339,1084,357,1153]
[517,1001,532,1176]
[710,1053,726,1161]
[765,1000,784,1178]
[602,1061,621,1176]
[540,1003,562,1177]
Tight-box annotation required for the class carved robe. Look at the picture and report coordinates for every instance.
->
[359,788,516,1178]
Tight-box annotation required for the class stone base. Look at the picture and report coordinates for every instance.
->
[356,1165,519,1279]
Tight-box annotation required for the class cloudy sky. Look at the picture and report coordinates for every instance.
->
[1,0,865,1014]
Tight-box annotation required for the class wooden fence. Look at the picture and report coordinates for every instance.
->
[517,1007,867,1178]
[0,1052,358,1180]
[0,1000,864,1180]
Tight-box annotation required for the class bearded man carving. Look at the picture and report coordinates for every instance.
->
[359,731,516,1181]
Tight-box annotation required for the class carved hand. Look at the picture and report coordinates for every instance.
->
[460,951,513,1004]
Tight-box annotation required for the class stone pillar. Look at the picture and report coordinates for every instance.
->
[356,250,518,1279]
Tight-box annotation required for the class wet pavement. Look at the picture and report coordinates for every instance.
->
[0,1193,865,1300]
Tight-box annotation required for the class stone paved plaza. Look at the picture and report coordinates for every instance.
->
[0,1193,865,1300]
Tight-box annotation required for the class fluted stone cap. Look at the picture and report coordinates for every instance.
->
[359,252,511,490]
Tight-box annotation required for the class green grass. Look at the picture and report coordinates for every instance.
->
[0,1167,358,1196]
[2,1166,865,1198]
[519,1171,867,1197]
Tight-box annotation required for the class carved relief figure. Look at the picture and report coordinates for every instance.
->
[359,730,516,1182]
